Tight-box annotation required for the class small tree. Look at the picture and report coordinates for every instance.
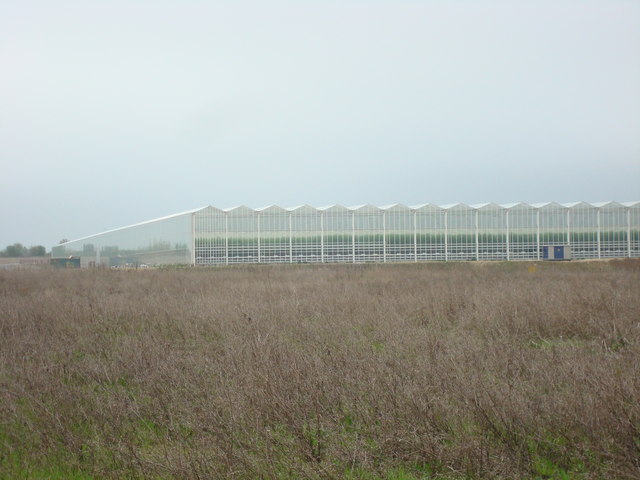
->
[28,245,47,257]
[5,243,28,257]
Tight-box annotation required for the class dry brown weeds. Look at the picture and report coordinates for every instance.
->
[0,260,639,479]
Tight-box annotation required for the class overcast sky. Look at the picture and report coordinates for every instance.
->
[1,0,639,249]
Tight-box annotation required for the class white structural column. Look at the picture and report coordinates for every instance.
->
[320,211,325,263]
[505,209,510,261]
[352,211,356,263]
[566,209,571,245]
[190,213,196,265]
[597,209,601,259]
[474,210,479,261]
[627,207,632,258]
[413,210,418,263]
[257,212,261,263]
[288,212,293,263]
[225,212,229,265]
[444,211,448,261]
[382,211,387,263]
[536,210,540,260]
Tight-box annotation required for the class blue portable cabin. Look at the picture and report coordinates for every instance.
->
[542,245,572,260]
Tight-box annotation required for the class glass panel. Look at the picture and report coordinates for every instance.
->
[195,207,226,265]
[227,206,258,264]
[51,212,192,267]
[539,203,568,246]
[385,206,414,262]
[630,204,640,257]
[446,205,475,261]
[569,203,598,259]
[478,205,507,260]
[415,205,445,261]
[353,206,383,262]
[322,206,352,263]
[258,207,290,263]
[508,204,539,260]
[290,206,321,263]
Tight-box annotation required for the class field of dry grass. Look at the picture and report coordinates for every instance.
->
[0,257,49,267]
[1,260,639,479]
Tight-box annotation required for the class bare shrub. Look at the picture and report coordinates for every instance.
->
[0,260,639,478]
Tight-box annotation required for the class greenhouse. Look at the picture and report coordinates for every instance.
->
[51,201,640,267]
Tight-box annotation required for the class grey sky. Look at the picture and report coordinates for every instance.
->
[1,0,639,249]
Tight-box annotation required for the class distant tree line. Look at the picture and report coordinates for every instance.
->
[0,243,48,257]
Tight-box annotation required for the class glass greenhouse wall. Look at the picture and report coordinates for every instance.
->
[52,202,640,267]
[52,210,194,267]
